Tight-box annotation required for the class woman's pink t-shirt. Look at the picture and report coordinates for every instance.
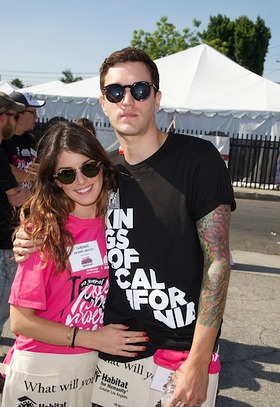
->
[8,214,109,355]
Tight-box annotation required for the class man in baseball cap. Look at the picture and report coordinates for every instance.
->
[1,91,45,187]
[0,91,26,116]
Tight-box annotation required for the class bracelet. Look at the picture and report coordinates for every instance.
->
[70,326,80,349]
[66,326,73,344]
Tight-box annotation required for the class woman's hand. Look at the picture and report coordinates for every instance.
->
[77,324,149,357]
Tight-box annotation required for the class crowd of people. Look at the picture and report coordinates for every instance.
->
[0,47,235,407]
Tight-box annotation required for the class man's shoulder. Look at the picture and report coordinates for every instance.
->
[169,132,216,153]
[0,144,10,159]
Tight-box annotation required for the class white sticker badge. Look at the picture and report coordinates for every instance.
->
[69,241,103,272]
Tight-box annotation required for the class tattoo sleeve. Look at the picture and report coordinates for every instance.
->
[196,204,231,329]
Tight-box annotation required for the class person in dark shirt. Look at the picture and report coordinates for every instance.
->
[1,91,45,190]
[0,92,29,365]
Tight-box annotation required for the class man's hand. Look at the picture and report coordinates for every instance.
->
[13,227,42,263]
[7,186,31,207]
[25,161,39,181]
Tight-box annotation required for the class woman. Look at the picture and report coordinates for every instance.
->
[1,122,147,407]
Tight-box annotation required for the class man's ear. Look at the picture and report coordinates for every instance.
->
[99,95,108,117]
[0,113,7,125]
[155,90,162,112]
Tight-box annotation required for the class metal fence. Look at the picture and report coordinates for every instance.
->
[229,134,280,190]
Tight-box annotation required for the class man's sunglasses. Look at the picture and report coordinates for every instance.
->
[5,112,19,121]
[102,81,158,103]
[53,161,102,185]
[24,110,37,116]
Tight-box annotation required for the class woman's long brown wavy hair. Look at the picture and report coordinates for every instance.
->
[18,121,117,273]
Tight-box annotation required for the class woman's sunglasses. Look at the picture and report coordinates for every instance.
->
[53,161,102,185]
[102,81,158,103]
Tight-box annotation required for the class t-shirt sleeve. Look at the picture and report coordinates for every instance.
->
[9,252,52,310]
[0,149,18,192]
[189,142,236,221]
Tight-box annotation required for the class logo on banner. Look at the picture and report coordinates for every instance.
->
[17,396,37,407]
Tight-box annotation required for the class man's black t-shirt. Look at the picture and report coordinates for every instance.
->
[1,132,37,172]
[0,146,18,249]
[102,133,235,362]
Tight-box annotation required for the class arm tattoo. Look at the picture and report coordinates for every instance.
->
[196,205,231,329]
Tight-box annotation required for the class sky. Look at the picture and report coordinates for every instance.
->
[1,0,280,86]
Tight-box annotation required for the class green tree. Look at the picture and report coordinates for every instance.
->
[60,69,82,83]
[11,78,24,88]
[131,16,201,60]
[234,16,271,74]
[200,15,235,59]
[201,14,271,75]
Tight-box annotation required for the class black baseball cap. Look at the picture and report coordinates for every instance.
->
[9,91,46,108]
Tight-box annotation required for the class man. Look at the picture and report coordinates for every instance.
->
[0,92,30,363]
[13,48,235,407]
[1,91,45,188]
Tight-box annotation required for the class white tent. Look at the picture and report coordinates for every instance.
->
[21,80,65,94]
[0,81,18,93]
[28,44,280,145]
[155,44,280,140]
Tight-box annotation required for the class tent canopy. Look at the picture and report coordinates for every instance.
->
[156,44,280,113]
[0,81,18,94]
[21,80,65,94]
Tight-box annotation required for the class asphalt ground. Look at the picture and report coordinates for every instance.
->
[216,250,280,406]
[1,187,280,406]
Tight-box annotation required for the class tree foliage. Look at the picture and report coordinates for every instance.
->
[60,69,82,83]
[131,15,271,76]
[131,16,201,60]
[234,16,271,74]
[11,78,24,88]
[199,15,235,58]
[201,14,271,75]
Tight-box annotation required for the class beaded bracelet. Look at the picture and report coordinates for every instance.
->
[70,326,80,349]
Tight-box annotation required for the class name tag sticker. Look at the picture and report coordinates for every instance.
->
[69,241,103,272]
[150,366,174,391]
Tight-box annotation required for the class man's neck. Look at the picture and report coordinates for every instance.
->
[118,130,167,165]
[13,129,25,136]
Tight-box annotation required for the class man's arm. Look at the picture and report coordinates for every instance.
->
[6,184,31,207]
[166,204,231,407]
[196,204,231,329]
[10,162,38,183]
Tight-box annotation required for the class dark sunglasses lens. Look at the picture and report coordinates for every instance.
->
[106,84,124,103]
[81,162,100,178]
[131,82,151,101]
[57,169,76,184]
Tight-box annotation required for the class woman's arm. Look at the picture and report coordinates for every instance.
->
[11,305,148,357]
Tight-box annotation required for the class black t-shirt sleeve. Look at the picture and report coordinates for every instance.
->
[188,142,236,221]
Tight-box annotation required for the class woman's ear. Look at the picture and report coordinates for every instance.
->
[54,179,63,189]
